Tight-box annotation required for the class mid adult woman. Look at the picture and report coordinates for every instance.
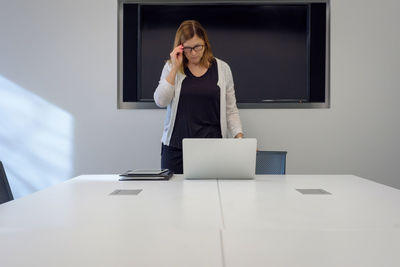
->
[154,20,243,174]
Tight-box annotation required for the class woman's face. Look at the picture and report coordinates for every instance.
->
[182,35,205,65]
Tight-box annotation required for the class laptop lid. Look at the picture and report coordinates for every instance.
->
[183,138,257,179]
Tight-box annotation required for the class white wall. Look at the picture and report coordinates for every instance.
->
[0,0,399,198]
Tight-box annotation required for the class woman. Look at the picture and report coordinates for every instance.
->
[154,20,243,174]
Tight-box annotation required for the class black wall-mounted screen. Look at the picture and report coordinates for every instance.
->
[122,2,327,105]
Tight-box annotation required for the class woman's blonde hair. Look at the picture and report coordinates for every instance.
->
[171,20,214,74]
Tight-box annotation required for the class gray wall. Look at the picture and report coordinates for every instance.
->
[0,0,399,198]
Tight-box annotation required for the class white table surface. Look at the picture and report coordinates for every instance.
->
[218,175,400,267]
[1,174,400,267]
[0,175,223,267]
[218,175,400,230]
[222,228,400,267]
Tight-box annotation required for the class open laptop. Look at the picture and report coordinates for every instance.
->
[183,138,257,179]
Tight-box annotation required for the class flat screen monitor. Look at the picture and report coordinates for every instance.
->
[119,1,329,108]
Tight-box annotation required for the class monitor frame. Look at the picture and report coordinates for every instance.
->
[117,0,330,109]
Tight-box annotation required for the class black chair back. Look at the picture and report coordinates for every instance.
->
[0,161,14,204]
[256,151,287,175]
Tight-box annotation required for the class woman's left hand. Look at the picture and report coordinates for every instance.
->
[234,133,244,138]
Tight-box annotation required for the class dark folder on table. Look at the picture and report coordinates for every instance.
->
[119,169,174,181]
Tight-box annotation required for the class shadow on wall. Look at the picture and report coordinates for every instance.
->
[0,75,74,199]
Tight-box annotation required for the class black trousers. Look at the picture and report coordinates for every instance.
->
[161,144,183,174]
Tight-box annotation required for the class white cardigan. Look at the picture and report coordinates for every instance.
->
[154,58,243,146]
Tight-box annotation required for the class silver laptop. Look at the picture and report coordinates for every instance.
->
[183,138,257,179]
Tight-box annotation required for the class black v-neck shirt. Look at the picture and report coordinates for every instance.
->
[169,60,222,149]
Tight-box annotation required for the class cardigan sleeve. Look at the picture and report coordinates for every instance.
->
[154,61,175,108]
[225,63,243,137]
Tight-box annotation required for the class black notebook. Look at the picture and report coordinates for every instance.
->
[119,169,174,181]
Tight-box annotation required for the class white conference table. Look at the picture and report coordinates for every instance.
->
[1,174,400,267]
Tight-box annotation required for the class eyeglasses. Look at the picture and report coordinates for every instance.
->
[182,44,205,53]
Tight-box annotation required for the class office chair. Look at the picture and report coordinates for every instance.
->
[256,151,287,175]
[0,161,14,204]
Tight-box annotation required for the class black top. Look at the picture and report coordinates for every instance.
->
[169,60,222,149]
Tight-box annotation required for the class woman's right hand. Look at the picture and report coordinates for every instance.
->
[170,44,184,70]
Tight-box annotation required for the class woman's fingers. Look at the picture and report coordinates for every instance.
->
[170,45,184,68]
[171,45,183,57]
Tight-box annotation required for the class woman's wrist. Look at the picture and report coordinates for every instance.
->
[171,65,179,72]
[166,67,178,85]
